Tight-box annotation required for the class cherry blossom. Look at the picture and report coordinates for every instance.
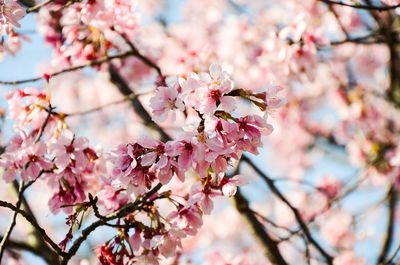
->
[0,0,25,29]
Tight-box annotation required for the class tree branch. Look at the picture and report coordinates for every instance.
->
[377,186,397,264]
[319,0,400,11]
[241,155,334,264]
[233,188,288,265]
[0,199,62,255]
[108,64,171,142]
[115,30,163,77]
[60,183,163,265]
[0,181,25,262]
[64,92,138,117]
[26,0,54,13]
[0,51,134,85]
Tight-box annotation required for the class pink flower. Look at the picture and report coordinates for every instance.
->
[19,140,53,181]
[49,179,86,214]
[157,234,181,258]
[0,152,19,182]
[109,143,156,190]
[97,184,128,211]
[48,130,89,172]
[219,174,248,197]
[129,228,142,252]
[252,85,287,114]
[150,81,185,123]
[189,182,219,214]
[265,85,287,110]
[168,202,203,236]
[165,133,204,171]
[0,131,53,182]
[0,0,26,28]
[205,135,234,163]
[197,63,236,116]
[234,115,273,155]
[138,136,168,169]
[179,72,204,109]
[317,175,341,198]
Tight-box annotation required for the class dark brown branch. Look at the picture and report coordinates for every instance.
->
[0,235,58,265]
[116,30,163,77]
[0,236,40,256]
[0,181,25,262]
[377,186,397,264]
[319,0,400,10]
[0,51,134,85]
[329,33,385,46]
[60,183,163,265]
[17,0,35,8]
[385,240,400,264]
[26,0,54,13]
[233,188,288,265]
[108,64,171,142]
[242,155,334,264]
[327,4,350,39]
[8,179,60,264]
[0,199,62,255]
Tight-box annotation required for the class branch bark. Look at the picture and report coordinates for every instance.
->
[378,186,397,264]
[0,199,62,255]
[319,0,400,10]
[60,183,163,265]
[0,181,25,261]
[242,155,334,264]
[233,188,288,265]
[108,64,171,142]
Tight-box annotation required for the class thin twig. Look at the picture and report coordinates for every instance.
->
[0,235,43,257]
[0,51,134,85]
[327,4,350,39]
[115,30,163,77]
[108,64,171,142]
[65,93,138,117]
[319,0,400,10]
[60,183,163,265]
[0,199,62,254]
[329,33,385,46]
[385,240,400,264]
[233,188,288,265]
[242,155,334,264]
[26,0,54,13]
[0,181,25,261]
[34,104,53,144]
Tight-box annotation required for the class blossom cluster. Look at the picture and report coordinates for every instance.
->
[0,0,27,60]
[0,63,285,264]
[93,64,283,263]
[36,0,139,69]
[0,88,99,214]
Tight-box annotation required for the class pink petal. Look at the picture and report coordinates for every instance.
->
[209,63,222,80]
[141,152,157,167]
[178,151,191,171]
[222,183,237,197]
[200,195,213,215]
